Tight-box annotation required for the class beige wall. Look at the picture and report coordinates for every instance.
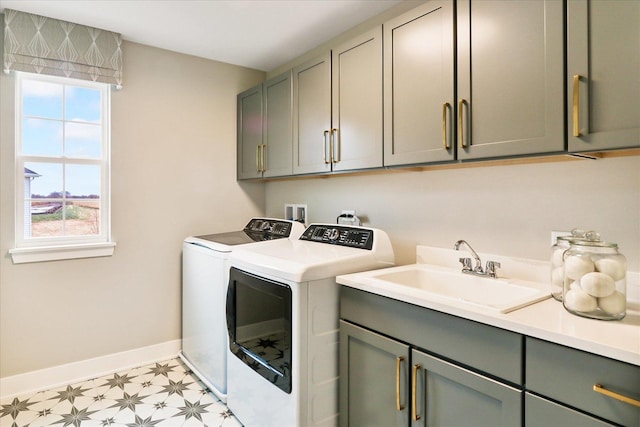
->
[265,156,640,270]
[0,40,265,377]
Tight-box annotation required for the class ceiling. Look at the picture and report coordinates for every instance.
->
[0,0,402,71]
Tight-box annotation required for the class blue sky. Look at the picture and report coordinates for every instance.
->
[22,78,103,198]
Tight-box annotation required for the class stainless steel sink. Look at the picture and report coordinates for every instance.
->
[358,264,550,313]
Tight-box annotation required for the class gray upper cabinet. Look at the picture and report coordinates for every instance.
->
[262,71,293,178]
[568,0,640,152]
[456,0,565,160]
[384,0,455,166]
[237,84,263,180]
[237,72,292,180]
[292,53,332,175]
[332,26,383,172]
[293,27,383,175]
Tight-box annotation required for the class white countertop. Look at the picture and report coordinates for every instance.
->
[337,246,640,366]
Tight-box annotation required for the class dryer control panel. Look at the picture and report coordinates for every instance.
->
[300,224,373,250]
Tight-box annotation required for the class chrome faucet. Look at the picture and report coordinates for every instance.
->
[454,240,501,278]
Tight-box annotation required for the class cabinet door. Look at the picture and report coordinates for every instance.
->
[457,0,564,159]
[525,393,615,427]
[292,53,332,175]
[411,349,521,427]
[262,71,293,178]
[332,27,383,171]
[237,84,263,180]
[339,320,410,427]
[568,0,640,151]
[384,0,455,166]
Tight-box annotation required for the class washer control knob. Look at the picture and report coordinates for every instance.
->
[329,228,340,241]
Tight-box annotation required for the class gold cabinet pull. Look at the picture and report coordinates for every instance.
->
[412,364,422,421]
[442,103,450,150]
[573,75,581,137]
[256,145,261,172]
[323,130,330,164]
[458,99,467,148]
[331,128,339,163]
[593,384,640,407]
[396,356,405,411]
[260,144,266,172]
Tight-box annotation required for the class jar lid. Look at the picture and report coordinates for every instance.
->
[557,229,600,244]
[570,240,618,249]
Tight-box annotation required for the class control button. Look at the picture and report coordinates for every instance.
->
[329,228,340,240]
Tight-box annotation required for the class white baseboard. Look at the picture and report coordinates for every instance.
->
[0,339,181,400]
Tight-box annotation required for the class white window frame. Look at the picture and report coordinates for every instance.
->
[10,72,115,263]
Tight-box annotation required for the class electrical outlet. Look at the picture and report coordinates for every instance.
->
[551,230,571,245]
[284,203,307,225]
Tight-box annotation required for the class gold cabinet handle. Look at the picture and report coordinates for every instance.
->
[331,128,339,163]
[442,103,450,150]
[594,384,640,407]
[260,144,266,172]
[396,356,405,411]
[323,130,330,164]
[458,99,467,148]
[256,145,261,172]
[572,75,581,137]
[412,364,422,421]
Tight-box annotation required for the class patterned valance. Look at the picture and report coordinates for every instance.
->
[3,9,123,86]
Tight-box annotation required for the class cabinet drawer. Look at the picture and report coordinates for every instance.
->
[525,393,615,427]
[526,337,640,426]
[340,287,523,385]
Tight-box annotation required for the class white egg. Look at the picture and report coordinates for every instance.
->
[598,291,626,315]
[580,272,615,297]
[595,258,627,281]
[564,255,594,280]
[564,288,598,312]
[551,248,565,267]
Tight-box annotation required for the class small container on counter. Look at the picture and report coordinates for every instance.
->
[562,241,627,320]
[550,229,599,301]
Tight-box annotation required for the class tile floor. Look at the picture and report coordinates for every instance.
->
[0,358,242,427]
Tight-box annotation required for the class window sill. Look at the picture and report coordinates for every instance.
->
[9,242,116,264]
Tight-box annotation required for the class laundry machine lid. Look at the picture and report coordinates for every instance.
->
[229,224,395,282]
[184,218,305,252]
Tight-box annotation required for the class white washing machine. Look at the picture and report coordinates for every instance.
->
[226,224,394,426]
[180,218,304,402]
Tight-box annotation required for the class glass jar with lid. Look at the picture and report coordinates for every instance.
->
[563,241,627,320]
[550,229,599,301]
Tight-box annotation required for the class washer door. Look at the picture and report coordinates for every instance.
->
[226,267,292,393]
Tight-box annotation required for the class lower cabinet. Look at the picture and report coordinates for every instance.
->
[525,393,615,427]
[339,320,409,427]
[339,320,521,427]
[339,287,640,427]
[525,337,640,427]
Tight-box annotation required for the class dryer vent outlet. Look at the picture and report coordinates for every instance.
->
[285,203,307,226]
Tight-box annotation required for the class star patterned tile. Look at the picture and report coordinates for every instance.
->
[0,359,242,427]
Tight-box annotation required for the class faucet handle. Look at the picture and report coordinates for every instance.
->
[458,257,473,271]
[485,261,501,278]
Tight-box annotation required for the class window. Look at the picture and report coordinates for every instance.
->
[10,72,114,263]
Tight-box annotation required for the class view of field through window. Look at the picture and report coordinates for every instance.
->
[20,76,104,239]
